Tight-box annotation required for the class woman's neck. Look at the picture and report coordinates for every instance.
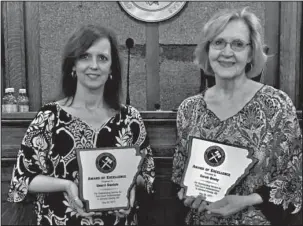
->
[72,85,106,110]
[213,74,250,99]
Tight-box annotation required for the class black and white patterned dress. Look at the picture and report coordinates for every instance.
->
[7,102,155,225]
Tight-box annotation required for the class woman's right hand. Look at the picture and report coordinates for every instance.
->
[178,188,208,213]
[64,180,99,217]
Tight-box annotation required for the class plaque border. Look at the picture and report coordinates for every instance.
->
[181,136,258,201]
[76,146,144,212]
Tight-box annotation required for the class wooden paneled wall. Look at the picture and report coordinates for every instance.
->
[24,2,42,111]
[2,1,41,110]
[1,2,302,111]
[146,23,160,110]
[2,2,26,93]
[279,2,302,108]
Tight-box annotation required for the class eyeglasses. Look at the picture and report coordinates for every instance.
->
[210,38,251,52]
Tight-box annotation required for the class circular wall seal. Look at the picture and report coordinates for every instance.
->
[96,152,117,173]
[204,146,225,167]
[119,2,187,22]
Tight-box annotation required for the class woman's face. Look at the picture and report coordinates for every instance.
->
[208,19,252,80]
[73,37,112,92]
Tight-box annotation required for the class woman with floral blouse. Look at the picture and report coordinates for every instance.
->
[7,24,155,225]
[171,7,302,225]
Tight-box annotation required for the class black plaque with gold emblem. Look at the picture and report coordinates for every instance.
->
[181,136,257,202]
[76,147,144,212]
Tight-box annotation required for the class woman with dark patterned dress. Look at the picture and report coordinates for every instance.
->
[7,25,155,225]
[171,7,302,225]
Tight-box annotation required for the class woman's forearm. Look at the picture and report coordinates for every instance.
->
[28,175,72,193]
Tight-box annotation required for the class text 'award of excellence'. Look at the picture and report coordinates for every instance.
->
[181,137,257,202]
[76,147,144,212]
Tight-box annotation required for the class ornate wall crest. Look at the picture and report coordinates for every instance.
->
[119,1,187,22]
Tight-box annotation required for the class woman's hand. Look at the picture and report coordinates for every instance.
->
[205,194,263,217]
[65,180,100,217]
[108,185,136,218]
[136,174,145,187]
[178,188,208,212]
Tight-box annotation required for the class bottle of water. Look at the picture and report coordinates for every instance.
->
[2,88,18,113]
[17,89,29,112]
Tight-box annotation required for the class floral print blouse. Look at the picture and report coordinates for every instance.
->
[7,102,155,225]
[171,85,302,225]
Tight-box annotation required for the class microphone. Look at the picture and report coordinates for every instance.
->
[126,38,134,49]
[126,38,134,105]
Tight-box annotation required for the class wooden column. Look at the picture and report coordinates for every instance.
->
[300,3,303,110]
[279,2,302,107]
[1,6,5,98]
[24,2,42,111]
[2,2,26,92]
[263,2,280,88]
[146,23,160,110]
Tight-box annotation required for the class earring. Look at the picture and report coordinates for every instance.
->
[109,74,113,80]
[246,63,252,72]
[71,70,76,78]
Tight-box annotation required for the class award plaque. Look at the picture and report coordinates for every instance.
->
[181,137,257,202]
[76,147,144,212]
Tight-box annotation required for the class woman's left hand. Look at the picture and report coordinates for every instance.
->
[108,185,136,218]
[205,194,261,217]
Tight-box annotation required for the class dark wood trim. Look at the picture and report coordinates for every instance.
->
[2,2,26,91]
[140,111,177,119]
[1,111,177,120]
[146,23,160,110]
[1,112,37,120]
[264,2,280,88]
[24,2,42,111]
[280,2,302,106]
[1,110,301,121]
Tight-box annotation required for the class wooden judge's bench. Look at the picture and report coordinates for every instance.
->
[1,111,302,225]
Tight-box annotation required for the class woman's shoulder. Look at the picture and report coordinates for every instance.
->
[260,85,294,106]
[55,98,69,106]
[30,102,60,123]
[178,93,205,112]
[37,101,58,113]
[120,104,141,118]
[28,102,59,128]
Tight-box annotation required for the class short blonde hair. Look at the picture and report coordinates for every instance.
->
[194,7,267,78]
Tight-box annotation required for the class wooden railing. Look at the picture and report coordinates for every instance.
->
[1,111,302,225]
